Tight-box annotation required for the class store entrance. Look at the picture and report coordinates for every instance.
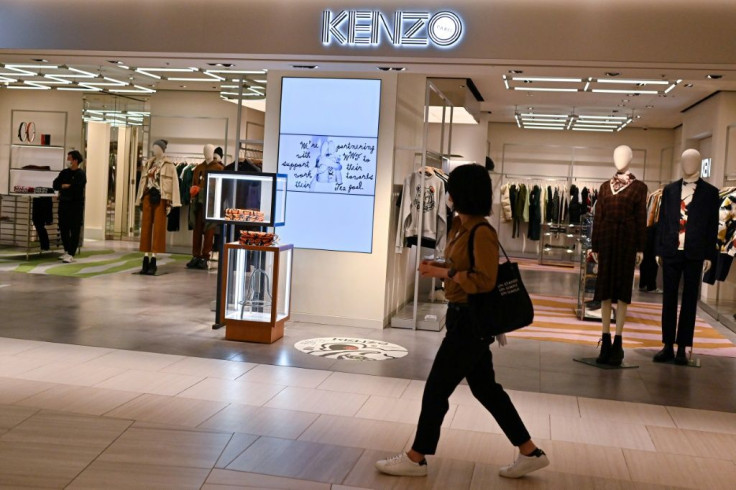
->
[82,93,150,241]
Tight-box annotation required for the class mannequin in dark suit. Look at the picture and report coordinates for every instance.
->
[654,149,720,365]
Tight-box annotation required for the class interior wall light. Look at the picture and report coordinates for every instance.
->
[706,74,722,79]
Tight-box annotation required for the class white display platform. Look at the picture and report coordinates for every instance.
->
[391,301,446,331]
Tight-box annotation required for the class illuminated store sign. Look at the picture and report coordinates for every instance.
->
[322,9,464,48]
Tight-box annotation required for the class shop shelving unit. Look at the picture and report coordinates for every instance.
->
[0,195,61,259]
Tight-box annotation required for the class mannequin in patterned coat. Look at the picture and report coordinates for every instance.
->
[591,145,647,366]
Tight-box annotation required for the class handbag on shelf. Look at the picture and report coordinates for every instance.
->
[466,223,534,341]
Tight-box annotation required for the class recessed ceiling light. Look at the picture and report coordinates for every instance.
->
[377,67,391,71]
[706,74,722,79]
[208,63,235,68]
[180,85,186,88]
[508,70,523,74]
[292,65,318,70]
[107,60,124,65]
[31,58,48,63]
[605,72,621,77]
[391,67,406,71]
[684,83,694,87]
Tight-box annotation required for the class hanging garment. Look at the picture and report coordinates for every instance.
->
[539,186,547,224]
[545,185,553,221]
[528,185,542,241]
[592,175,648,304]
[581,187,590,214]
[512,184,527,238]
[550,188,560,224]
[523,183,530,223]
[500,184,513,222]
[509,184,518,223]
[703,187,736,284]
[569,185,582,225]
[395,171,448,255]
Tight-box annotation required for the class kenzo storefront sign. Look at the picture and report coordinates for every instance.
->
[322,9,464,48]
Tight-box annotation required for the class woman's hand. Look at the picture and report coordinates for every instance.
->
[419,260,449,279]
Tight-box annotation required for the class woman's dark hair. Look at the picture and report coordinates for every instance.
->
[68,150,84,164]
[447,164,492,216]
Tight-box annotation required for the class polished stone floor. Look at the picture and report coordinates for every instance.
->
[1,240,736,413]
[2,240,736,488]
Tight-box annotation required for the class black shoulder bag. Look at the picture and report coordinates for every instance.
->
[467,223,534,341]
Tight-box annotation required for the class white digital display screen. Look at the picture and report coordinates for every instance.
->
[277,77,381,253]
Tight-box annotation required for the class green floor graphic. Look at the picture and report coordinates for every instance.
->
[0,249,189,278]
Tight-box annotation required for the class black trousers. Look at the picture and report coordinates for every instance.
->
[58,201,84,256]
[32,197,53,251]
[639,226,658,291]
[412,305,531,455]
[661,252,703,347]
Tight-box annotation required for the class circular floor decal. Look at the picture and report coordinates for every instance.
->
[294,337,409,361]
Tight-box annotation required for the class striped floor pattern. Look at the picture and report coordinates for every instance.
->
[510,294,736,358]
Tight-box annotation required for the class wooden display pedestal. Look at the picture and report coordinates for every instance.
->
[220,242,293,344]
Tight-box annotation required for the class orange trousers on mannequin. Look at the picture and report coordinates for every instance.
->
[139,194,168,253]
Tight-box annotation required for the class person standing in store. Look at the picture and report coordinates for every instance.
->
[375,164,549,479]
[52,150,87,263]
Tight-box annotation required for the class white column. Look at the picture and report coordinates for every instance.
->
[84,121,111,241]
[113,126,130,237]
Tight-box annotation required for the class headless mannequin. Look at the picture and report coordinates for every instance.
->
[144,143,166,263]
[656,149,712,274]
[654,149,718,364]
[188,144,223,269]
[593,145,643,338]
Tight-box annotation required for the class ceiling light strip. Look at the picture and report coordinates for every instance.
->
[514,87,579,92]
[596,79,670,85]
[591,89,659,94]
[512,77,582,83]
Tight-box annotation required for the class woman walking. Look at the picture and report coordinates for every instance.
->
[376,164,549,479]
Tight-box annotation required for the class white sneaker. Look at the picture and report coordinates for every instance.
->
[375,452,428,477]
[58,253,71,261]
[499,450,549,478]
[62,255,74,263]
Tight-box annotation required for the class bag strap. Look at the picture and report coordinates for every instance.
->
[468,222,511,272]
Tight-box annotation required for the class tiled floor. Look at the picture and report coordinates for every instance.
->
[2,241,736,413]
[2,241,736,487]
[0,337,734,488]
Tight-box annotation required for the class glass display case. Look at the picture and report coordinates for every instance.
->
[539,223,581,267]
[221,242,293,343]
[205,172,287,227]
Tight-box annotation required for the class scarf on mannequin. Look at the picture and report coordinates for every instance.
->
[610,171,636,194]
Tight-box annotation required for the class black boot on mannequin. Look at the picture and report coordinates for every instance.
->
[674,344,689,365]
[653,343,675,363]
[146,257,157,276]
[596,333,612,364]
[608,335,624,366]
[141,256,150,275]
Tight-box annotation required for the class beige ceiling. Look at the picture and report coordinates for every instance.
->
[1,50,735,130]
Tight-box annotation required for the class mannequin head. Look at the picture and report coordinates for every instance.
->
[681,149,701,181]
[613,145,633,173]
[203,144,215,163]
[152,139,167,157]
